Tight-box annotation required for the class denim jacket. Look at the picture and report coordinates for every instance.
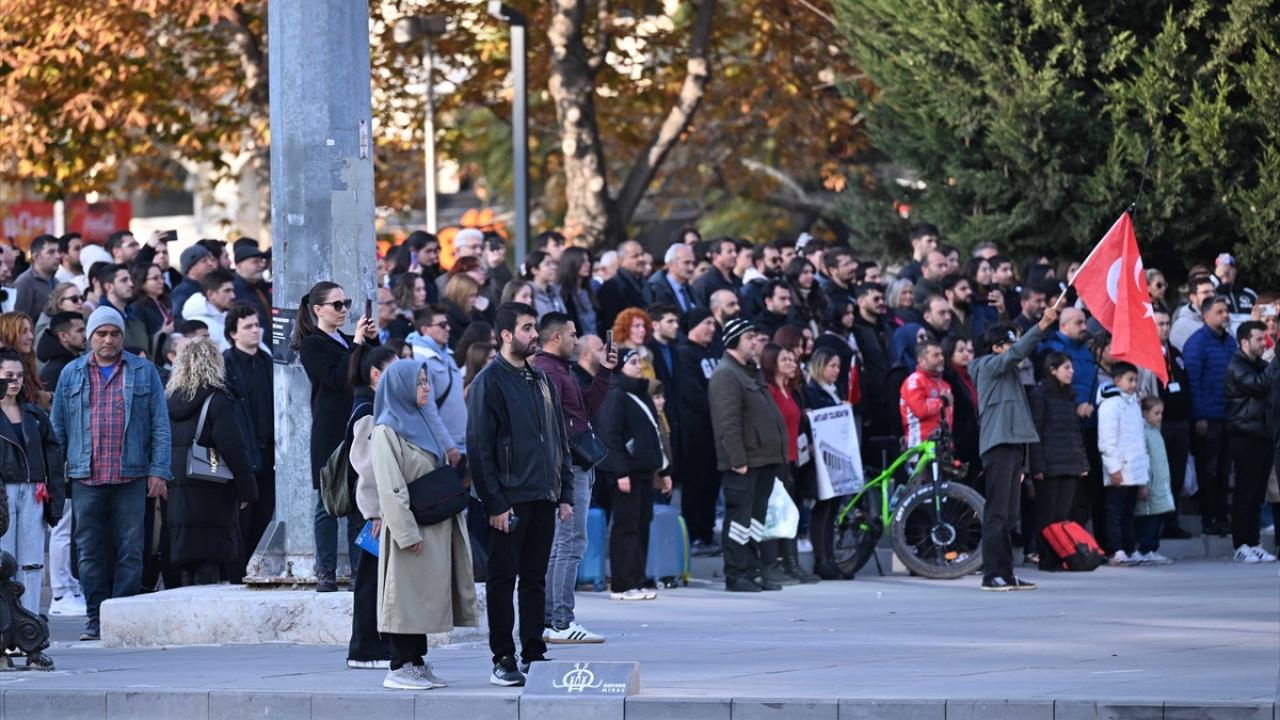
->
[49,352,173,481]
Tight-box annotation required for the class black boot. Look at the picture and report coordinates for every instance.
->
[781,539,820,584]
[759,541,797,587]
[316,570,338,593]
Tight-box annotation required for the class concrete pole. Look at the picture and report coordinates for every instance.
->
[424,37,438,234]
[247,0,376,583]
[511,21,529,268]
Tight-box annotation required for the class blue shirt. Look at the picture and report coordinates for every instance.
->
[666,273,692,312]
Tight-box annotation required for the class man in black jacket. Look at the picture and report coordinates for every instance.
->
[222,303,274,577]
[675,307,720,553]
[597,241,648,333]
[1223,320,1280,560]
[37,311,85,393]
[752,279,793,341]
[644,244,697,315]
[467,302,574,686]
[1152,309,1193,538]
[692,237,740,308]
[231,240,271,332]
[851,283,894,436]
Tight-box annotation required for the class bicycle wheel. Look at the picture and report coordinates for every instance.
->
[832,491,883,577]
[890,481,985,580]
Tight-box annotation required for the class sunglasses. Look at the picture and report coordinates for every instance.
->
[318,299,353,312]
[61,294,84,304]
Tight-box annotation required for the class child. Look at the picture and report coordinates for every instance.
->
[1097,362,1149,566]
[1134,396,1174,565]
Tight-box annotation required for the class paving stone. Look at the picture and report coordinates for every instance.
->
[945,699,1054,720]
[625,696,732,720]
[416,694,519,720]
[521,696,625,720]
[208,691,311,720]
[310,692,413,719]
[1165,702,1274,720]
[5,690,106,720]
[839,698,946,720]
[107,690,209,720]
[1054,700,1163,720]
[732,698,838,720]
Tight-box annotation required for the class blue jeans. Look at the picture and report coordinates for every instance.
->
[73,479,146,621]
[313,492,363,578]
[544,466,592,629]
[1,484,46,615]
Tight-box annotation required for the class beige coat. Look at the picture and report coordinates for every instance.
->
[371,425,479,635]
[350,416,379,520]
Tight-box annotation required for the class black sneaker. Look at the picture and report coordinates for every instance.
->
[1009,576,1038,591]
[79,619,100,641]
[725,577,763,593]
[316,573,339,593]
[980,577,1014,592]
[490,656,525,687]
[754,575,783,591]
[518,656,548,675]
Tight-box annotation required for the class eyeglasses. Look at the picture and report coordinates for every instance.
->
[430,321,450,329]
[60,295,84,304]
[319,299,353,311]
[416,379,429,388]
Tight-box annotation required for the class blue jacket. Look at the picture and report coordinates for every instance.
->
[1183,324,1234,421]
[50,353,172,481]
[1038,331,1098,409]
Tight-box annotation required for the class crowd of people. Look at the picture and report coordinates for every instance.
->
[0,220,1277,688]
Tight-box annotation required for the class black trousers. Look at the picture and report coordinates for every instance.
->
[980,445,1023,582]
[348,545,389,663]
[486,500,556,665]
[809,498,838,568]
[386,633,426,671]
[608,477,653,593]
[721,465,778,584]
[1071,427,1108,549]
[1161,420,1190,529]
[238,466,276,578]
[1230,435,1274,548]
[1192,419,1231,525]
[1034,475,1077,567]
[681,441,721,544]
[1104,486,1139,555]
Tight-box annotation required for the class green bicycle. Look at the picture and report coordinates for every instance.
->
[831,419,985,580]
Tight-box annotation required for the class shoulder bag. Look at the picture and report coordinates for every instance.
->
[405,407,468,526]
[187,395,234,484]
[568,424,608,470]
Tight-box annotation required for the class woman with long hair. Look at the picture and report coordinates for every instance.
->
[452,321,493,370]
[448,256,494,320]
[558,246,598,336]
[611,307,655,379]
[1027,351,1090,570]
[941,336,983,490]
[760,342,820,585]
[130,263,173,353]
[785,257,827,336]
[392,273,428,319]
[802,347,850,580]
[346,345,398,670]
[292,281,379,592]
[164,339,258,586]
[371,359,478,689]
[463,342,497,397]
[499,279,534,306]
[34,281,85,345]
[441,274,482,346]
[0,312,47,408]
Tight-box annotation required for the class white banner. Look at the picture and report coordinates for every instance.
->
[806,403,864,500]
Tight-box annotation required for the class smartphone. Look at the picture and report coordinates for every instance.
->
[364,298,372,320]
[604,329,614,357]
[507,512,520,533]
[160,229,178,244]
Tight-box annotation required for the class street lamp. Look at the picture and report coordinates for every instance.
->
[488,1,529,267]
[394,15,448,234]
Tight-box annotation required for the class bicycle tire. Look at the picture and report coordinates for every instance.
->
[832,491,882,577]
[890,481,985,580]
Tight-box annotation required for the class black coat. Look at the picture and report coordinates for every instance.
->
[1027,380,1090,478]
[803,380,840,411]
[36,330,78,394]
[753,310,791,342]
[692,269,738,309]
[223,346,274,459]
[1224,351,1280,439]
[0,402,65,525]
[851,314,895,435]
[941,365,982,475]
[675,340,716,451]
[597,269,647,335]
[596,374,666,480]
[647,339,680,431]
[167,387,258,566]
[299,330,362,489]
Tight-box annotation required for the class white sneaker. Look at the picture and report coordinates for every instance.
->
[415,663,448,687]
[545,621,605,644]
[610,589,648,601]
[48,594,86,617]
[1128,552,1151,565]
[1145,552,1172,565]
[1234,545,1262,563]
[1251,545,1277,562]
[383,665,439,690]
[641,588,658,600]
[1108,550,1130,567]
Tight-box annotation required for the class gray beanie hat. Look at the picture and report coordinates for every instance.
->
[86,306,126,338]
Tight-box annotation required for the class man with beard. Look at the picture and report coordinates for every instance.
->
[899,339,953,446]
[738,242,784,320]
[944,273,988,340]
[232,239,271,330]
[752,280,793,340]
[692,237,742,308]
[919,295,953,342]
[912,249,950,310]
[851,283,895,436]
[676,307,721,555]
[819,247,856,310]
[468,302,575,685]
[1012,284,1048,334]
[707,289,740,359]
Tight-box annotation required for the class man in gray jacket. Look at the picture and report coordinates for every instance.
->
[709,318,789,592]
[971,297,1060,591]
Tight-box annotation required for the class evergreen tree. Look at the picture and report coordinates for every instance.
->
[833,0,1280,284]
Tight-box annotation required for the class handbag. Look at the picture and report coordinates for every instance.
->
[405,407,468,526]
[186,395,234,484]
[568,425,608,470]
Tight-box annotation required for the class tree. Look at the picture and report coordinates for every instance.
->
[833,0,1280,283]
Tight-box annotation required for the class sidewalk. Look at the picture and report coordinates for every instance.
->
[6,559,1277,719]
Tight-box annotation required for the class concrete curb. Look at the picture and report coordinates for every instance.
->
[0,691,1271,720]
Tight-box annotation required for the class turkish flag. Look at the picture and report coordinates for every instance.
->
[1069,212,1168,384]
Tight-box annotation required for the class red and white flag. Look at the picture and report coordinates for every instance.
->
[1069,212,1167,384]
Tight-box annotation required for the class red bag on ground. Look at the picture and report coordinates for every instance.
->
[1041,521,1106,572]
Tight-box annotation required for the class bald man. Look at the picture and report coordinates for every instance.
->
[597,240,648,332]
[707,289,741,359]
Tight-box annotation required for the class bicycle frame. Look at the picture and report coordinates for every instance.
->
[835,439,937,528]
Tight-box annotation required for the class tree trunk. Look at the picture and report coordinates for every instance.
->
[547,0,615,247]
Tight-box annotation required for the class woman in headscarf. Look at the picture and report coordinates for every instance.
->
[370,359,479,690]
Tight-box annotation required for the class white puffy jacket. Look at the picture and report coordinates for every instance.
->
[1096,389,1149,487]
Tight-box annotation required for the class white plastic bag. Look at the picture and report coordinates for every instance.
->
[762,478,799,540]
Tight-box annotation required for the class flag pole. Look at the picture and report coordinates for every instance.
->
[1127,148,1153,219]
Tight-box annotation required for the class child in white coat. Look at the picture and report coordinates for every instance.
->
[1097,362,1149,566]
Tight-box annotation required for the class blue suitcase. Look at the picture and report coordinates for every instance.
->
[645,503,690,588]
[576,506,608,591]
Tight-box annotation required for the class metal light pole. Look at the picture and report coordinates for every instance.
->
[394,15,448,234]
[488,1,529,267]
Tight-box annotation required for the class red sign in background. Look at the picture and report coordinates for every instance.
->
[0,200,132,249]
